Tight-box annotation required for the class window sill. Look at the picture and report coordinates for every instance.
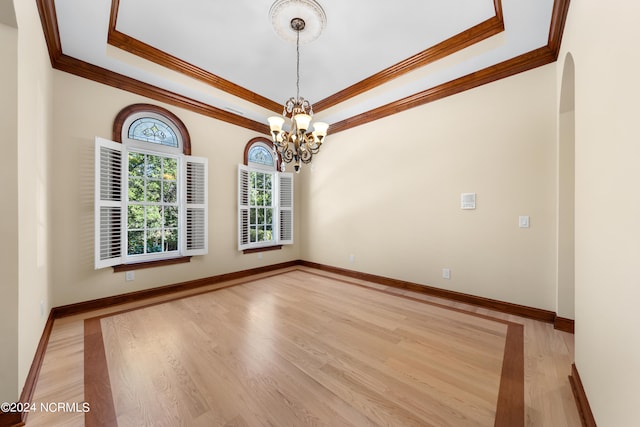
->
[242,245,282,255]
[112,256,191,272]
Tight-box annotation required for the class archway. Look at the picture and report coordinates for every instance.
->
[557,53,576,326]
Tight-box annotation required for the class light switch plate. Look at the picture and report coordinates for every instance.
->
[461,193,476,209]
[519,216,530,228]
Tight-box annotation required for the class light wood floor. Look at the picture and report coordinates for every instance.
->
[25,266,580,426]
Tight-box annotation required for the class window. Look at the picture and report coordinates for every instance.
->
[238,138,293,251]
[95,104,207,269]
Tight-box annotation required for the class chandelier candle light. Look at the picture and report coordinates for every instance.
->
[268,0,329,173]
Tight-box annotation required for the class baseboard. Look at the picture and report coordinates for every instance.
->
[0,311,55,427]
[0,411,24,427]
[300,261,557,323]
[554,316,575,334]
[53,260,300,318]
[569,363,597,427]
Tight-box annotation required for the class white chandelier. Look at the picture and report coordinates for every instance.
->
[268,0,328,173]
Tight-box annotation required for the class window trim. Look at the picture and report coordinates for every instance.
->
[243,136,280,168]
[113,103,192,155]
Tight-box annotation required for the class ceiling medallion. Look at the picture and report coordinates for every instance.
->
[269,0,327,44]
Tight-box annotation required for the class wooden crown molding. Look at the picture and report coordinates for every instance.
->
[313,0,505,112]
[35,0,269,135]
[36,0,570,136]
[107,0,282,114]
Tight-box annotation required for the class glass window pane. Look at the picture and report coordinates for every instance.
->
[128,231,145,255]
[146,230,163,253]
[257,208,265,225]
[128,152,145,176]
[265,173,272,190]
[147,155,162,178]
[248,146,274,167]
[164,229,178,252]
[147,206,162,229]
[128,178,145,202]
[264,189,272,207]
[163,181,177,203]
[164,158,177,180]
[147,180,161,202]
[266,208,273,225]
[250,208,256,225]
[164,206,178,228]
[127,205,144,229]
[249,227,257,243]
[128,117,179,148]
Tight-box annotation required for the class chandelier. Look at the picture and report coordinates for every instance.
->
[268,0,328,173]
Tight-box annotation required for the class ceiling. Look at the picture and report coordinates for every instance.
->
[39,0,569,134]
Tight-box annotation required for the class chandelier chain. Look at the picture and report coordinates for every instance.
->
[296,28,300,101]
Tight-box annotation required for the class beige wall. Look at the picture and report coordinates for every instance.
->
[559,1,640,425]
[0,18,20,403]
[300,64,558,310]
[0,0,54,402]
[15,0,55,393]
[50,72,300,307]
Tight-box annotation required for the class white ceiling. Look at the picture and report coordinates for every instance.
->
[53,0,556,127]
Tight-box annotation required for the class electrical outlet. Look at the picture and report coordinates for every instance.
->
[442,268,451,279]
[125,271,135,281]
[349,254,355,263]
[257,252,263,260]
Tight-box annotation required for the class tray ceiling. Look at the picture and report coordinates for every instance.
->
[40,0,567,133]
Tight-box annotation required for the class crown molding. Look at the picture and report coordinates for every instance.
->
[36,0,570,135]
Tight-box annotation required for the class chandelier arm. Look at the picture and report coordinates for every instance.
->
[282,147,294,163]
[300,149,313,163]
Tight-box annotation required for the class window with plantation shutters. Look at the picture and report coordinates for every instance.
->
[238,138,293,251]
[95,105,207,269]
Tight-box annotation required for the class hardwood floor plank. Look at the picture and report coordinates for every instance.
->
[84,318,116,427]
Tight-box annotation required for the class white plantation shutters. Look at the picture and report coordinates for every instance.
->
[238,165,250,250]
[238,164,293,250]
[95,137,124,268]
[183,156,208,255]
[278,172,294,244]
[95,137,208,269]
